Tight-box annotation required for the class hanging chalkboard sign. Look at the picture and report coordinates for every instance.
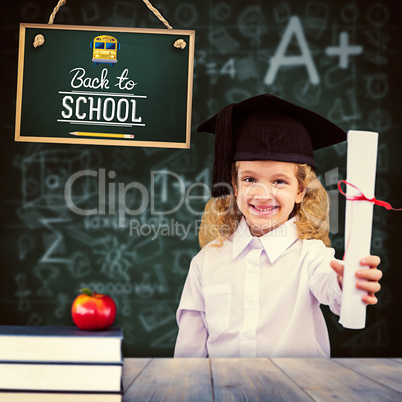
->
[15,23,195,148]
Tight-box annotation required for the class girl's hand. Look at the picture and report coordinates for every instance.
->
[330,256,382,305]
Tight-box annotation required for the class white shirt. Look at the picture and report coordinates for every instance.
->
[174,217,343,358]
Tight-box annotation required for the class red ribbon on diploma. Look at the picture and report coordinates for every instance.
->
[338,180,402,211]
[338,180,401,260]
[338,180,402,260]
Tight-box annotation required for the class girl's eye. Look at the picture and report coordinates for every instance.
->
[243,177,257,183]
[273,179,287,186]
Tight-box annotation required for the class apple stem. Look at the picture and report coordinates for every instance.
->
[81,288,93,296]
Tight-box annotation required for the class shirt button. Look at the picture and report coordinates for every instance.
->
[246,295,257,304]
[245,330,253,339]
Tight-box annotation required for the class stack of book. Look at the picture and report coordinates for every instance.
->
[0,325,123,402]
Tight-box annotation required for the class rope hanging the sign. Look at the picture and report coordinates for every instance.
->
[33,0,66,47]
[142,0,187,49]
[33,0,186,49]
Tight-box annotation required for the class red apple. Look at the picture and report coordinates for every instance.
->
[71,288,116,330]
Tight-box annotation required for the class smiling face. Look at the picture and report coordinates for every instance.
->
[234,160,306,237]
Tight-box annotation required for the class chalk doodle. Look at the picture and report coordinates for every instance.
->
[34,264,59,297]
[139,302,175,332]
[238,6,268,46]
[17,234,35,260]
[94,236,132,281]
[211,2,231,22]
[174,3,197,27]
[15,274,31,312]
[304,1,329,38]
[54,293,69,318]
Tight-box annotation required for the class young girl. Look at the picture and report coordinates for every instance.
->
[174,94,382,358]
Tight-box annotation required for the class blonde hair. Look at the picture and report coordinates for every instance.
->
[198,163,331,248]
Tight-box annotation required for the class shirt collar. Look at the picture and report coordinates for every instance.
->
[232,217,299,263]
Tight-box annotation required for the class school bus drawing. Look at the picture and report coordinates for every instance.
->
[90,35,120,66]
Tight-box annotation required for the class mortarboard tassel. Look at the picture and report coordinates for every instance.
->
[212,103,234,197]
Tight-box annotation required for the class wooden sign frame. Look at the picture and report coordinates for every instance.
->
[15,23,195,148]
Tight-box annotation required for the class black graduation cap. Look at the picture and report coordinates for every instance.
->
[197,94,346,197]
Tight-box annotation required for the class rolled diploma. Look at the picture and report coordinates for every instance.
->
[339,130,378,329]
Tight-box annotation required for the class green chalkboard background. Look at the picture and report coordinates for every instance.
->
[1,0,401,358]
[18,24,193,145]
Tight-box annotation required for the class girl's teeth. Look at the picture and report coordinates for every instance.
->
[254,205,276,212]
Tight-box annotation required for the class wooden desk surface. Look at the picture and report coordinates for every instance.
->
[122,358,402,401]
